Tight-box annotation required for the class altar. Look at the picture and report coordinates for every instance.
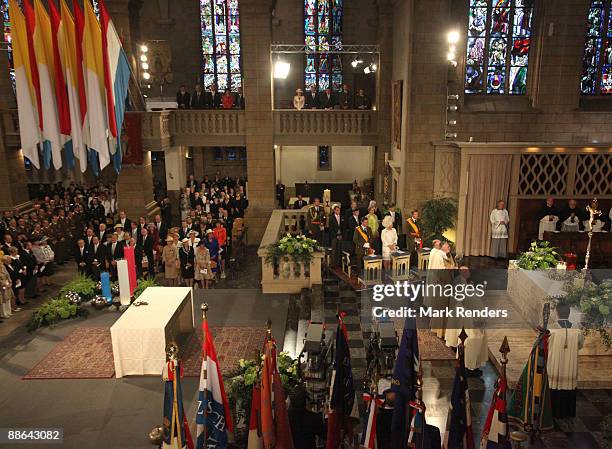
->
[110,287,194,378]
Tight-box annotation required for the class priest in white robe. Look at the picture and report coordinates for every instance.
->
[425,240,454,339]
[538,197,559,240]
[547,319,584,419]
[489,200,509,259]
[561,214,581,232]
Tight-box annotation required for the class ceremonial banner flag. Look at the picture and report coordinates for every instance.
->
[195,318,234,449]
[9,0,41,168]
[48,0,73,168]
[99,0,130,172]
[360,391,382,449]
[442,337,475,449]
[60,0,87,172]
[83,0,110,169]
[326,313,359,449]
[247,384,263,449]
[162,358,194,449]
[390,318,420,448]
[33,0,63,169]
[508,328,553,432]
[406,400,426,449]
[480,376,511,449]
[261,334,294,449]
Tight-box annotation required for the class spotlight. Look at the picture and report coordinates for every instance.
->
[448,105,458,111]
[140,54,148,62]
[351,58,363,68]
[143,72,151,80]
[447,30,460,44]
[141,62,149,70]
[446,51,456,62]
[447,94,459,100]
[447,120,457,125]
[273,60,291,79]
[445,132,458,139]
[140,44,148,53]
[370,63,378,72]
[363,66,371,74]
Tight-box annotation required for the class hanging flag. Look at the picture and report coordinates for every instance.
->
[48,0,73,169]
[406,400,426,449]
[326,313,359,449]
[32,0,63,169]
[71,0,90,172]
[99,0,130,172]
[59,0,87,172]
[390,318,420,448]
[507,327,553,432]
[247,384,263,449]
[9,0,41,168]
[162,356,194,449]
[360,391,383,449]
[260,333,294,449]
[480,376,511,449]
[83,0,110,170]
[442,332,475,449]
[196,317,234,449]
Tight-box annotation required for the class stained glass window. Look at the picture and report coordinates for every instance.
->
[580,0,612,95]
[1,0,15,89]
[465,0,534,95]
[304,0,343,91]
[200,0,242,91]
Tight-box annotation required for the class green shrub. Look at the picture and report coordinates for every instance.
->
[516,241,561,270]
[59,274,97,300]
[133,278,159,299]
[27,297,89,332]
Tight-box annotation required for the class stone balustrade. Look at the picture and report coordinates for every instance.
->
[257,208,324,294]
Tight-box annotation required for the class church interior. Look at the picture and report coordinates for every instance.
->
[0,0,611,448]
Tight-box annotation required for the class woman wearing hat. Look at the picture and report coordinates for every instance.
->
[204,229,220,280]
[194,242,213,289]
[0,252,16,318]
[162,236,179,286]
[179,238,195,287]
[381,215,398,270]
[293,88,305,110]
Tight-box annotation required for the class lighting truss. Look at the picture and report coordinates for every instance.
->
[270,44,380,55]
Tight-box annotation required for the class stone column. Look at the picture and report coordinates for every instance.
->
[241,0,276,242]
[116,151,157,219]
[165,146,187,223]
[192,147,205,178]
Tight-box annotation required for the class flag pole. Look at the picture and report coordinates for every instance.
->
[201,303,209,446]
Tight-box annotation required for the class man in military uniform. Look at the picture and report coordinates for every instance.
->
[353,216,373,269]
[406,209,422,266]
[307,198,326,244]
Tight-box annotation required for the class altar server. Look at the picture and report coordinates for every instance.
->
[489,200,509,259]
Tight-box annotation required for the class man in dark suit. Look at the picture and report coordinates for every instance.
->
[384,203,403,232]
[207,84,222,108]
[153,214,168,241]
[97,223,109,243]
[159,198,172,226]
[345,208,361,241]
[191,84,207,109]
[305,85,320,109]
[107,233,125,281]
[138,228,155,278]
[75,238,91,275]
[234,86,246,109]
[307,198,326,244]
[293,195,307,210]
[116,210,131,231]
[319,88,337,110]
[353,216,373,269]
[328,204,345,267]
[276,181,286,209]
[176,85,191,109]
[90,235,107,280]
[355,88,372,109]
[84,227,95,252]
[338,84,353,109]
[179,220,190,241]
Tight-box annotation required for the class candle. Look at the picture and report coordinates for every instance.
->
[100,272,112,303]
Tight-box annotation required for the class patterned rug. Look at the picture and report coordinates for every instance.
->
[417,331,456,361]
[182,326,268,377]
[23,327,115,380]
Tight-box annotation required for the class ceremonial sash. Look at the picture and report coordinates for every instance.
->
[407,219,420,236]
[356,226,369,243]
[310,207,321,225]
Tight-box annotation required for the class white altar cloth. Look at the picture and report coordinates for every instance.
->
[110,287,194,378]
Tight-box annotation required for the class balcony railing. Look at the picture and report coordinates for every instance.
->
[257,208,323,294]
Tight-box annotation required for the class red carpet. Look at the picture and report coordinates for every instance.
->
[23,327,115,380]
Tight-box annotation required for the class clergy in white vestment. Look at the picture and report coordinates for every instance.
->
[561,215,581,232]
[584,218,606,232]
[489,200,509,259]
[538,197,559,240]
[425,241,454,339]
[444,267,488,375]
[547,319,584,419]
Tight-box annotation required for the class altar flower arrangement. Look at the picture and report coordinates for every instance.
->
[59,274,97,301]
[516,240,561,270]
[27,296,89,332]
[265,233,320,265]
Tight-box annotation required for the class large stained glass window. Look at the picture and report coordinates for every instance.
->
[580,0,612,95]
[1,0,15,88]
[200,0,242,91]
[304,0,343,91]
[465,0,534,95]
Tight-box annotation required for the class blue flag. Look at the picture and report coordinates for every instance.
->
[390,317,420,448]
[162,360,192,449]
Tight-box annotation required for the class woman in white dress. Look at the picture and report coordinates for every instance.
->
[293,89,305,110]
[380,215,398,269]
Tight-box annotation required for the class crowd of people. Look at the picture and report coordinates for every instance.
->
[0,176,248,324]
[293,84,372,110]
[175,84,246,110]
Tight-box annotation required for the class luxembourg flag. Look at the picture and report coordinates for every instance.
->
[9,0,41,168]
[33,0,63,169]
[83,0,110,170]
[99,0,130,172]
[196,319,234,449]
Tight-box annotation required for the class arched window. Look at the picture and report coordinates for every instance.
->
[1,0,15,88]
[464,0,534,95]
[200,0,242,91]
[304,0,343,91]
[580,0,612,95]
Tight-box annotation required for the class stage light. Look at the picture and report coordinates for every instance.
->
[143,72,151,80]
[363,66,371,74]
[140,54,148,62]
[140,44,148,53]
[447,120,457,125]
[447,94,459,100]
[351,58,363,68]
[448,105,458,111]
[445,132,457,139]
[370,63,378,72]
[141,62,149,70]
[446,51,456,62]
[447,30,460,44]
[273,60,291,79]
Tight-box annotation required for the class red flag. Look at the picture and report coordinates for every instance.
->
[48,0,71,137]
[23,0,43,129]
[122,245,137,294]
[247,385,263,449]
[72,0,87,128]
